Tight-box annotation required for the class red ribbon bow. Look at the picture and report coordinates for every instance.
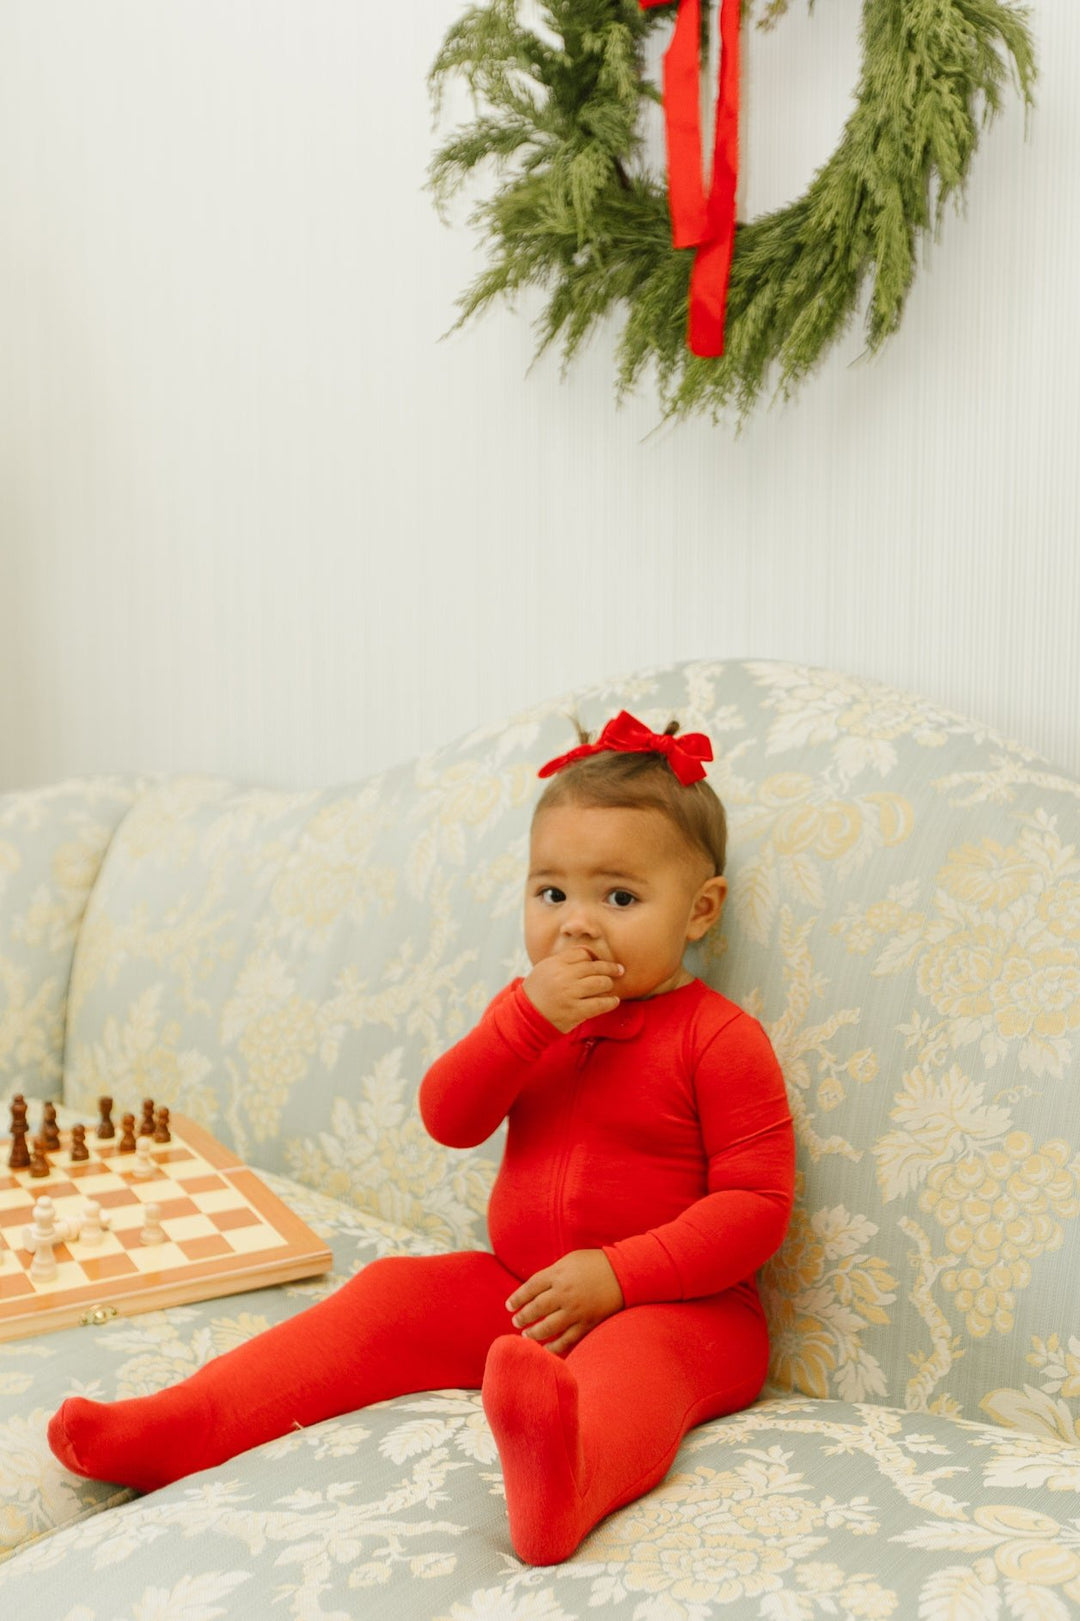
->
[538,710,713,785]
[640,0,741,357]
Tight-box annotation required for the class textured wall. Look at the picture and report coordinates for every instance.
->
[0,0,1076,791]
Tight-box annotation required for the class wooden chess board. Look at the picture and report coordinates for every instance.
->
[0,1115,333,1342]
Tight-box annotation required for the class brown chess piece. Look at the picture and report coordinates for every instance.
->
[140,1098,156,1139]
[70,1123,90,1162]
[42,1101,62,1152]
[118,1113,137,1154]
[9,1122,30,1170]
[153,1106,172,1144]
[29,1135,51,1178]
[10,1093,28,1132]
[98,1097,115,1139]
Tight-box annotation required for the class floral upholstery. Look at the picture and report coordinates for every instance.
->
[0,780,141,1105]
[7,1391,1080,1619]
[1,660,1078,1618]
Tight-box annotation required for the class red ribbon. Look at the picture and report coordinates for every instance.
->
[538,710,714,785]
[640,0,741,357]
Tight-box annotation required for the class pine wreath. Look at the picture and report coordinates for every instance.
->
[430,0,1036,422]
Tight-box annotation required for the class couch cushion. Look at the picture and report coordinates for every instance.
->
[0,778,141,1105]
[0,1172,438,1563]
[62,769,515,1251]
[3,1393,1080,1618]
[58,660,1080,1431]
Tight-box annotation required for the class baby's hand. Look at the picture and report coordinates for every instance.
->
[507,1249,624,1357]
[523,947,624,1034]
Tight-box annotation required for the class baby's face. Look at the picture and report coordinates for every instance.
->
[525,803,726,1001]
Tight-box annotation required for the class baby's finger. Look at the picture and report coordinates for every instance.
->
[511,1292,553,1330]
[580,995,621,1018]
[574,959,623,982]
[505,1274,547,1315]
[579,966,622,989]
[521,1307,567,1344]
[542,1322,587,1357]
[576,980,616,1005]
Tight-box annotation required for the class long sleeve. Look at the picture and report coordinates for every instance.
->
[419,978,563,1148]
[602,1013,795,1305]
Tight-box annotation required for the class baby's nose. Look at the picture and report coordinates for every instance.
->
[560,905,600,939]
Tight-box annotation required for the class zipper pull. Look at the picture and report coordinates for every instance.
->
[577,1037,598,1069]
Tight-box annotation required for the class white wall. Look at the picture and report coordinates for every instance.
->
[0,0,1076,792]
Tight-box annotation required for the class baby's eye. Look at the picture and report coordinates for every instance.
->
[607,890,637,909]
[537,886,565,905]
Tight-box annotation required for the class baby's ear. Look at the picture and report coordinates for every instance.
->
[688,876,727,939]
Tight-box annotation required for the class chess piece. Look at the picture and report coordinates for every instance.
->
[42,1102,61,1152]
[140,1202,166,1245]
[140,1099,156,1139]
[22,1195,79,1282]
[70,1124,90,1163]
[10,1095,29,1167]
[29,1136,51,1178]
[97,1097,116,1139]
[153,1106,172,1144]
[133,1137,155,1179]
[8,1121,30,1171]
[118,1113,137,1154]
[80,1200,110,1246]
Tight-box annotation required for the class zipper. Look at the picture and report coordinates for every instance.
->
[554,1038,598,1252]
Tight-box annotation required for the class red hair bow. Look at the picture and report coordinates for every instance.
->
[538,710,713,785]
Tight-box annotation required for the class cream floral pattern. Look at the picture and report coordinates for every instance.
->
[1,658,1079,1617]
[834,813,1080,1078]
[591,1446,881,1606]
[0,780,140,1099]
[731,774,914,946]
[760,1179,897,1403]
[285,1056,496,1249]
[7,1397,1080,1620]
[874,1067,1080,1361]
[981,1334,1080,1449]
[744,661,988,781]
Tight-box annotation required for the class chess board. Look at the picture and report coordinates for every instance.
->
[0,1115,333,1342]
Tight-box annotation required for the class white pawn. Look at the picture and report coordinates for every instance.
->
[80,1199,110,1246]
[22,1196,79,1282]
[133,1136,155,1179]
[140,1201,166,1245]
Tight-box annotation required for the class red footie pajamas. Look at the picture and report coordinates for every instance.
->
[49,977,795,1565]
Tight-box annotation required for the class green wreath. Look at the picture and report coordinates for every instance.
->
[430,0,1036,422]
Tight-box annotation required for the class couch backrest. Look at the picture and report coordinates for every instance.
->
[60,661,1080,1434]
[0,778,141,1107]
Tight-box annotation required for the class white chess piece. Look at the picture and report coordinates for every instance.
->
[140,1201,166,1245]
[80,1199,110,1246]
[22,1196,80,1282]
[133,1136,156,1179]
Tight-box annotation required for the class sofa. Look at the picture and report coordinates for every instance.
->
[1,657,1079,1620]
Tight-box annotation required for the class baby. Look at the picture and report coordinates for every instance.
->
[48,710,796,1565]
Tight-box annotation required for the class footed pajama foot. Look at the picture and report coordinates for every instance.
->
[48,1388,214,1493]
[482,1335,593,1565]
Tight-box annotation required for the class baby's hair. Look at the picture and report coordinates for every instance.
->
[534,714,727,876]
